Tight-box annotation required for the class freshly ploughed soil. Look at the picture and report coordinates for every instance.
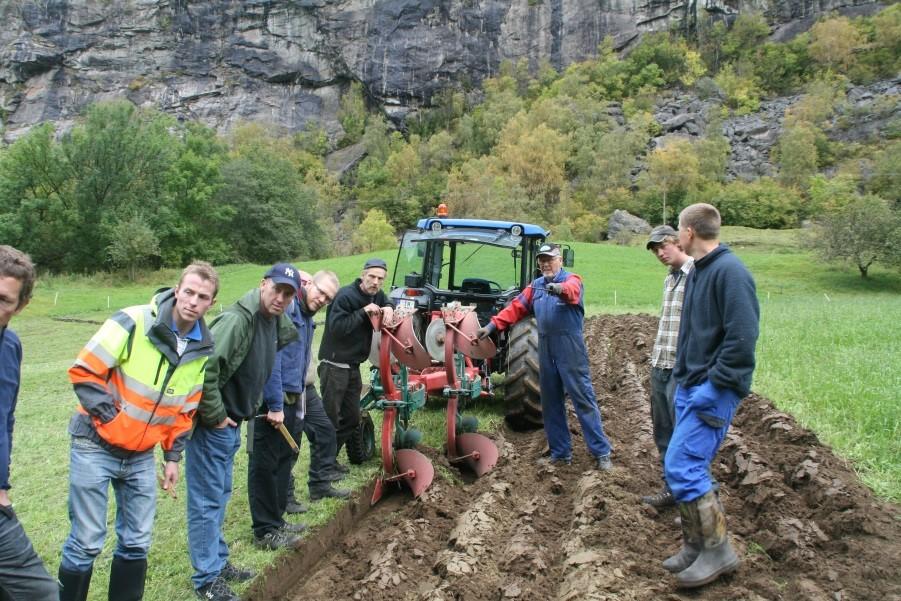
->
[247,314,901,601]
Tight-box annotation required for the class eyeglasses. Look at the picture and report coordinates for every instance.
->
[311,282,334,304]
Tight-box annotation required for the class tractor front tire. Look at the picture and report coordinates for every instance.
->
[503,317,543,430]
[346,411,375,464]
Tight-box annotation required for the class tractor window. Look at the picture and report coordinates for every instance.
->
[392,235,428,289]
[449,242,519,291]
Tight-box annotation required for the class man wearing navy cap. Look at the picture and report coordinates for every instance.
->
[186,264,300,601]
[478,243,614,471]
[317,258,393,476]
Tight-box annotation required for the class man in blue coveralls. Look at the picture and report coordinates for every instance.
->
[662,203,759,588]
[478,243,613,470]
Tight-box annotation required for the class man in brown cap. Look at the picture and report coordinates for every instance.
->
[642,225,693,508]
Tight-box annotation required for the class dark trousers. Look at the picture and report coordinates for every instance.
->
[247,412,298,538]
[318,362,362,455]
[302,384,339,492]
[0,504,57,601]
[649,366,677,466]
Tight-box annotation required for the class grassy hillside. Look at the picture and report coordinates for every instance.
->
[7,228,900,600]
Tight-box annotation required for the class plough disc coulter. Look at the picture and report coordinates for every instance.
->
[366,304,500,504]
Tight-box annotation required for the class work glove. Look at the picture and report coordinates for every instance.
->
[546,282,563,295]
[476,325,494,340]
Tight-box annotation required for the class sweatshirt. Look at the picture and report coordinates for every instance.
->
[318,278,390,366]
[674,244,759,398]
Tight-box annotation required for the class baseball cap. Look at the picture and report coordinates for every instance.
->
[536,243,561,258]
[263,263,302,292]
[646,225,678,249]
[363,258,388,271]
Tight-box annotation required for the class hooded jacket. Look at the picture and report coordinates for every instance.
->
[197,288,298,426]
[67,288,214,462]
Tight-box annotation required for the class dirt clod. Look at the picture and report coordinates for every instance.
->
[254,314,901,601]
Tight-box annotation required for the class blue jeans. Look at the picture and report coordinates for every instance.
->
[539,333,612,460]
[0,504,57,600]
[665,381,740,502]
[186,424,241,590]
[59,436,156,573]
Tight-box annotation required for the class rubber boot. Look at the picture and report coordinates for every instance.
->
[58,565,92,601]
[676,490,740,588]
[662,501,701,573]
[108,556,147,601]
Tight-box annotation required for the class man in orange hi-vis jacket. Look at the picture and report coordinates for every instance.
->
[58,262,218,601]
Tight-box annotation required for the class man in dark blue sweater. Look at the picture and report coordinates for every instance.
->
[663,204,759,589]
[0,245,57,601]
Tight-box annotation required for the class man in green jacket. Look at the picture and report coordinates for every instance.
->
[186,264,299,601]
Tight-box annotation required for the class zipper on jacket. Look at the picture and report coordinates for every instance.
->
[153,354,166,386]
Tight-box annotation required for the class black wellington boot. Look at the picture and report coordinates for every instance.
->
[108,556,147,601]
[676,490,740,588]
[663,500,701,573]
[58,565,92,601]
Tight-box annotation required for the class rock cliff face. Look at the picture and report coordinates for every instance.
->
[0,0,878,142]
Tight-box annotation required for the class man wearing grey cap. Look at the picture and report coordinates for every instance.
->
[642,225,693,508]
[186,263,300,601]
[317,258,394,478]
[477,243,614,471]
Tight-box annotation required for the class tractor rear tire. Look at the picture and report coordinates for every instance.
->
[346,411,375,464]
[503,317,543,430]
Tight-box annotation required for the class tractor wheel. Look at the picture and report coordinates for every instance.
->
[346,411,375,464]
[503,316,543,430]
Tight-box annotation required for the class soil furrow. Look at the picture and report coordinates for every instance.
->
[256,314,900,601]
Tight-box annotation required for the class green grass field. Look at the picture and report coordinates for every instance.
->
[7,227,900,600]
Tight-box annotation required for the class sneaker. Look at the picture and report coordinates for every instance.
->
[333,462,351,474]
[640,489,675,507]
[594,455,613,471]
[537,456,572,467]
[195,576,239,601]
[219,562,255,583]
[253,529,301,550]
[326,470,346,482]
[309,485,351,501]
[280,521,308,534]
[286,500,308,514]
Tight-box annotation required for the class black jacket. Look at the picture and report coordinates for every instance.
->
[318,279,389,365]
[674,245,759,397]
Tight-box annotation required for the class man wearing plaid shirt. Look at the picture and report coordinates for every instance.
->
[642,225,693,508]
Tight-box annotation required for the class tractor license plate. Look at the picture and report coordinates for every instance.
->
[397,299,415,312]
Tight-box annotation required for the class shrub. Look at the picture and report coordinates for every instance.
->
[713,64,760,114]
[708,178,804,228]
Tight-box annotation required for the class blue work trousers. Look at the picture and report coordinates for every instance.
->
[539,332,612,461]
[186,423,241,590]
[60,436,156,572]
[664,381,739,502]
[0,504,57,601]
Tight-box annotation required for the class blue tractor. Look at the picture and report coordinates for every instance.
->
[349,214,574,502]
[387,215,573,429]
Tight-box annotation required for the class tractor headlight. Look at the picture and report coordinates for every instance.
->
[510,224,523,236]
[430,221,442,232]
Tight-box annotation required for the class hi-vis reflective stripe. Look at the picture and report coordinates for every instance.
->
[77,339,117,370]
[115,370,200,408]
[108,368,203,416]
